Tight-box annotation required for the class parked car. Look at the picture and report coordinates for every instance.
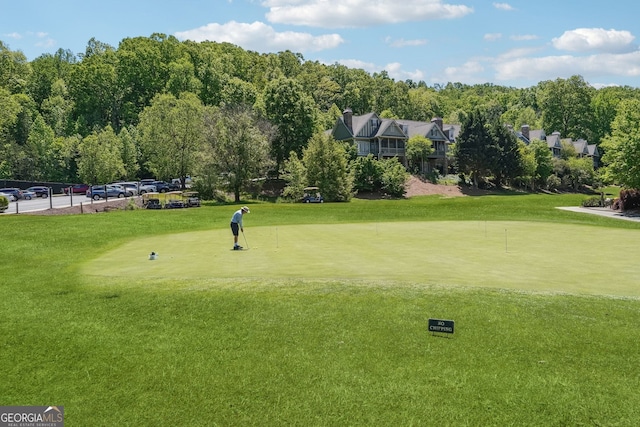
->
[171,176,193,188]
[0,192,16,202]
[86,185,126,200]
[21,190,36,200]
[26,186,50,198]
[107,184,134,197]
[117,181,156,195]
[0,187,23,200]
[0,187,22,200]
[140,180,179,193]
[64,184,90,195]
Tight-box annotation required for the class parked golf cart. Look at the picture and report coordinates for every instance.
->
[145,198,162,209]
[164,191,186,208]
[302,187,324,203]
[183,191,201,207]
[142,192,162,209]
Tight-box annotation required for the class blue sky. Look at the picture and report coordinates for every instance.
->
[2,0,640,88]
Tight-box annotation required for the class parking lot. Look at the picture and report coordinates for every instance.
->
[1,193,119,214]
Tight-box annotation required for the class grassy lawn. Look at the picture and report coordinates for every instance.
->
[2,193,640,426]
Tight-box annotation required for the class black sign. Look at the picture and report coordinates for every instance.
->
[428,318,454,334]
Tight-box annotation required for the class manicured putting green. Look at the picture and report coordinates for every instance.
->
[82,221,640,297]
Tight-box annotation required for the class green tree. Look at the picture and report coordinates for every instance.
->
[490,118,523,187]
[77,126,125,184]
[529,140,554,188]
[116,34,183,124]
[406,135,435,175]
[203,105,273,202]
[166,56,202,98]
[25,115,56,180]
[518,142,537,190]
[282,151,308,200]
[303,132,352,202]
[565,156,595,190]
[406,86,442,121]
[380,158,409,197]
[41,78,74,137]
[27,49,75,108]
[220,76,257,107]
[138,92,205,183]
[600,99,640,189]
[119,127,139,180]
[68,48,118,133]
[455,109,497,188]
[352,154,384,192]
[537,75,595,139]
[262,77,316,173]
[0,41,31,94]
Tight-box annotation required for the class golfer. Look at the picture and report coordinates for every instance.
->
[230,206,250,250]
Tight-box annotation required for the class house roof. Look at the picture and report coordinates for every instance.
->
[333,112,453,142]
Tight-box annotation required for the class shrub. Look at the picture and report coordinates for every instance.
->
[582,197,602,207]
[546,174,561,191]
[380,158,409,197]
[352,154,383,192]
[0,195,8,212]
[618,188,640,211]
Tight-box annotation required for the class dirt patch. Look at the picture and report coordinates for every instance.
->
[404,176,464,197]
[356,176,492,199]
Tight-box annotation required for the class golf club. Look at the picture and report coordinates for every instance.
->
[242,230,249,249]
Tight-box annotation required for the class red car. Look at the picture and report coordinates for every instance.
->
[64,184,90,194]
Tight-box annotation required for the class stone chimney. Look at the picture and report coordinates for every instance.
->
[343,108,353,133]
[431,117,443,131]
[521,125,530,141]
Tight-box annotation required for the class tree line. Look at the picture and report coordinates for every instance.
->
[1,34,639,200]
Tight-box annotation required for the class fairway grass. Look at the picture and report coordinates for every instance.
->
[84,221,640,297]
[4,195,640,425]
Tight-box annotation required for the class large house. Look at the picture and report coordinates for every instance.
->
[515,125,600,167]
[329,109,452,174]
[329,110,601,173]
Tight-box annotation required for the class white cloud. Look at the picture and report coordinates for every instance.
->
[494,51,640,82]
[331,58,423,81]
[511,34,538,41]
[35,38,56,49]
[484,33,502,42]
[552,28,636,53]
[262,0,473,28]
[174,21,344,53]
[383,62,425,81]
[497,46,545,60]
[385,37,428,48]
[4,32,22,40]
[438,60,485,83]
[493,2,514,11]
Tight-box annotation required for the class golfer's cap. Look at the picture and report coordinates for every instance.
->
[241,206,250,213]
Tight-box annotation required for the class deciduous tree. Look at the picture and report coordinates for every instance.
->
[203,105,273,202]
[262,77,316,173]
[600,99,640,189]
[77,125,125,184]
[303,132,352,202]
[138,92,204,183]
